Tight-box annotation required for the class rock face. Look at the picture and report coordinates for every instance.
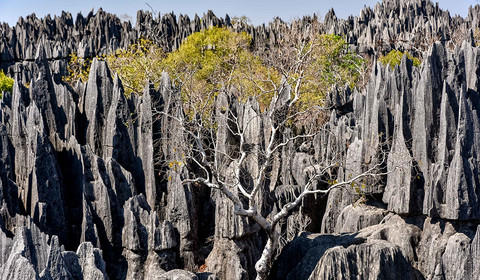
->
[0,0,480,279]
[271,32,480,280]
[0,43,205,279]
[1,0,478,81]
[0,215,108,280]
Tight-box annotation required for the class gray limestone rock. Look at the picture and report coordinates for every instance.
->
[137,83,159,210]
[334,204,388,233]
[442,232,474,280]
[444,88,480,220]
[383,100,415,214]
[1,2,480,280]
[416,218,480,280]
[205,238,261,280]
[271,232,364,280]
[83,58,113,157]
[76,242,108,280]
[122,194,177,251]
[308,240,413,280]
[273,212,425,280]
[158,269,198,280]
[0,216,108,280]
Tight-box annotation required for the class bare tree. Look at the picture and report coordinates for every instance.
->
[158,74,393,279]
[149,20,391,279]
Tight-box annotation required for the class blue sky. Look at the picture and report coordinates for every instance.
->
[0,0,478,26]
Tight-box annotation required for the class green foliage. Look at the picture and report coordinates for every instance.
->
[379,49,421,69]
[294,34,365,108]
[107,38,165,96]
[163,27,280,115]
[63,53,91,85]
[474,28,480,47]
[0,70,14,97]
[100,29,365,123]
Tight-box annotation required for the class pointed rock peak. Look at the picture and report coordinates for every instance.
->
[329,109,338,124]
[141,80,161,106]
[142,80,154,97]
[35,42,47,63]
[428,41,447,67]
[159,71,177,102]
[85,58,113,112]
[325,8,337,20]
[11,76,22,101]
[442,79,448,93]
[225,14,231,26]
[75,241,107,278]
[112,73,125,96]
[400,53,410,68]
[48,235,60,251]
[127,194,151,212]
[88,58,111,82]
[466,29,476,47]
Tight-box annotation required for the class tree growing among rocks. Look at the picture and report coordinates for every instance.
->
[161,78,394,279]
[104,24,383,279]
[157,28,390,278]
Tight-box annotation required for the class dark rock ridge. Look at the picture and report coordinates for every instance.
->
[272,39,480,280]
[2,0,480,80]
[0,0,480,279]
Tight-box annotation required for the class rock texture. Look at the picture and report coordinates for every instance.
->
[0,0,479,279]
[0,43,208,279]
[1,0,479,80]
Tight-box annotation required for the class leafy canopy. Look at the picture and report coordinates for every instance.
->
[162,26,280,113]
[106,38,165,96]
[474,28,480,47]
[296,34,365,107]
[62,53,91,85]
[0,70,14,97]
[379,49,421,69]
[69,27,366,121]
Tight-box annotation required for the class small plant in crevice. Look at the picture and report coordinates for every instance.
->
[379,49,421,69]
[0,70,14,97]
[62,53,92,86]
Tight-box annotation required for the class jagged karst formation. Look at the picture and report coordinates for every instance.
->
[1,0,480,279]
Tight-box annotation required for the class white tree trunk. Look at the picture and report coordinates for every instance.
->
[254,232,277,280]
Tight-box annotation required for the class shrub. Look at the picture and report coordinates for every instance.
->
[379,50,420,69]
[298,34,365,107]
[162,27,280,114]
[106,38,165,96]
[62,53,92,85]
[103,29,365,121]
[474,28,480,47]
[0,70,14,97]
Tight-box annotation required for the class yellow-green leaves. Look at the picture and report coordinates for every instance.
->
[106,38,165,96]
[80,28,367,123]
[63,53,91,85]
[474,28,480,47]
[0,70,14,97]
[163,27,280,115]
[293,34,365,110]
[379,49,421,69]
